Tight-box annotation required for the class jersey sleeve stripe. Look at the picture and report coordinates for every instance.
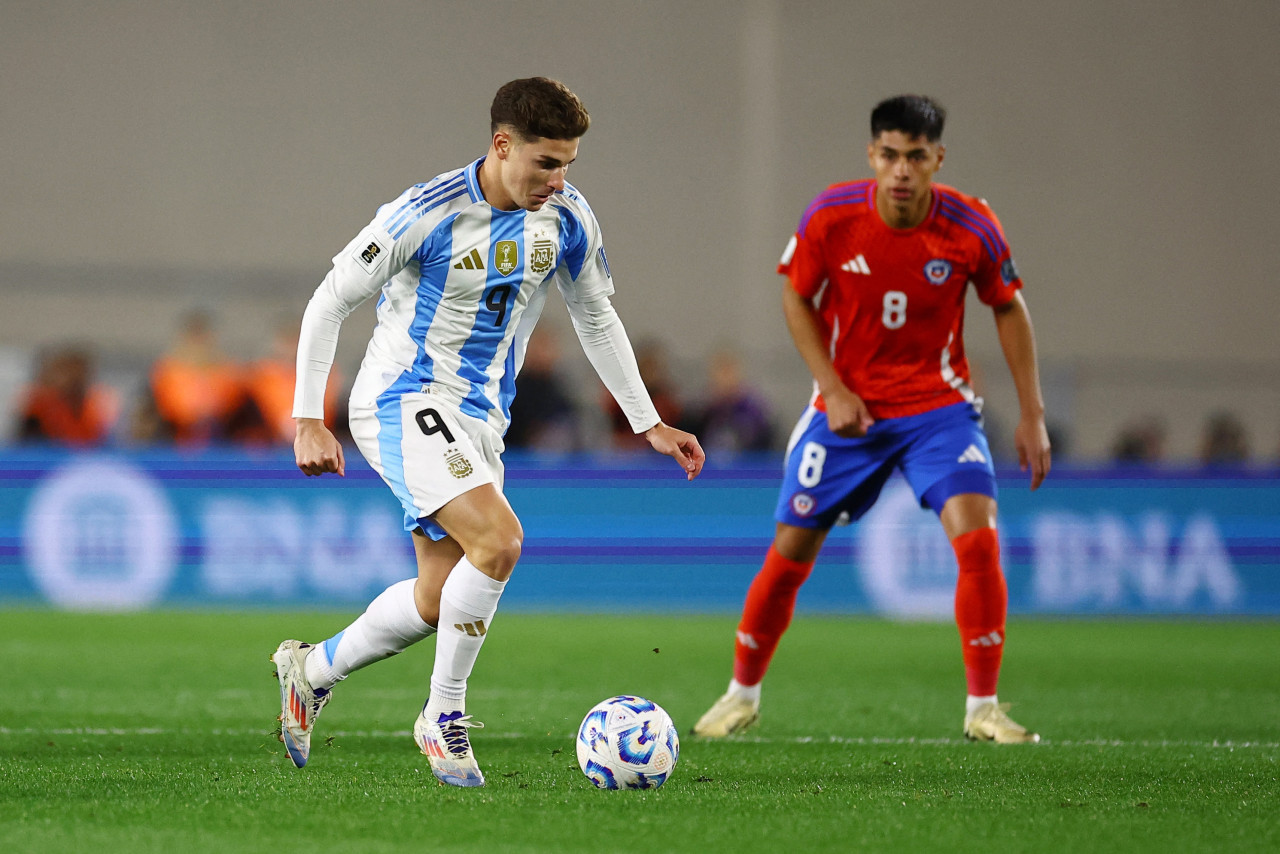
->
[463,159,484,202]
[813,180,873,203]
[556,206,590,279]
[561,179,589,206]
[938,207,998,261]
[937,197,1008,262]
[385,174,464,230]
[385,176,468,238]
[947,199,1007,253]
[938,196,1008,256]
[388,185,469,239]
[797,181,872,235]
[799,190,870,237]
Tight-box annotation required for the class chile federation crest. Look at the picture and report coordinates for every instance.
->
[924,259,953,285]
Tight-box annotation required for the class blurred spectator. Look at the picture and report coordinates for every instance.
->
[1199,411,1250,465]
[145,311,247,446]
[600,338,685,452]
[13,345,118,446]
[1111,415,1167,464]
[242,318,343,446]
[687,347,774,454]
[125,383,172,445]
[506,327,581,452]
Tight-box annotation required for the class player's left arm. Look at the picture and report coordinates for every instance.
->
[554,201,704,480]
[992,292,1051,490]
[643,420,705,481]
[561,290,704,480]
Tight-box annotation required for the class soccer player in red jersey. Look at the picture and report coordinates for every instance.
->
[694,95,1051,743]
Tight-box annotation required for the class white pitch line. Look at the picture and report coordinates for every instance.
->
[1,727,1276,750]
[738,735,1280,749]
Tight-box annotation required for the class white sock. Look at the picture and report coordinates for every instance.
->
[306,578,436,690]
[966,694,998,716]
[427,557,506,714]
[729,678,761,703]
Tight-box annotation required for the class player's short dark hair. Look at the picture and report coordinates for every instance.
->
[870,95,946,142]
[490,77,590,141]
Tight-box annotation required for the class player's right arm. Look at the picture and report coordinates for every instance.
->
[293,195,421,476]
[295,417,345,477]
[781,284,873,438]
[777,214,874,438]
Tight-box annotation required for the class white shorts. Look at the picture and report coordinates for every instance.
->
[349,392,504,539]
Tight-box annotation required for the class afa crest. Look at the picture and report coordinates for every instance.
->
[494,240,518,276]
[530,238,556,275]
[444,448,474,479]
[924,258,953,285]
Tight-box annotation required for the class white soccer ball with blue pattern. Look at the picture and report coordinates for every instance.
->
[576,695,680,789]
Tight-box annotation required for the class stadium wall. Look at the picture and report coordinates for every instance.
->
[3,2,1279,461]
[1,450,1275,616]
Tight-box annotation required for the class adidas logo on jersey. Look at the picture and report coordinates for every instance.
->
[453,248,484,270]
[958,444,987,464]
[841,254,871,274]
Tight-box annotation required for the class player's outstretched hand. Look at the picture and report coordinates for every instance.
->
[824,387,875,438]
[1015,412,1051,490]
[295,418,345,477]
[645,422,706,481]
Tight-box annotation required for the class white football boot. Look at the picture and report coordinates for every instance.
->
[414,708,486,787]
[271,640,332,767]
[963,701,1040,744]
[692,691,761,738]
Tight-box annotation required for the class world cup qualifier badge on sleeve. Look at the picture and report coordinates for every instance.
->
[354,236,388,274]
[1001,258,1019,284]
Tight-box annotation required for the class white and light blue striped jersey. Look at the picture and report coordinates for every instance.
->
[294,157,660,438]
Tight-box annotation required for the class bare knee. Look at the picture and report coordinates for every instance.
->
[940,494,998,540]
[468,523,523,581]
[413,578,441,627]
[773,523,827,564]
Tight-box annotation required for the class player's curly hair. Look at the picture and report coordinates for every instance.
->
[871,95,946,142]
[490,77,590,141]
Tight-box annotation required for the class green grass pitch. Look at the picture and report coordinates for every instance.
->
[1,609,1276,853]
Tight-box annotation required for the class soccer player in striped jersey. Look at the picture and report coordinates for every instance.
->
[693,95,1051,744]
[271,77,705,787]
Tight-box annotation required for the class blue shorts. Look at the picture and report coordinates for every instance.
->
[774,401,997,529]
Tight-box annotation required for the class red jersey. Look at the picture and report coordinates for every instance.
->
[778,180,1022,420]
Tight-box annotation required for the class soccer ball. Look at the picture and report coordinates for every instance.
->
[576,695,680,790]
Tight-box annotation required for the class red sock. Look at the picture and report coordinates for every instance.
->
[733,545,815,686]
[952,527,1007,697]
